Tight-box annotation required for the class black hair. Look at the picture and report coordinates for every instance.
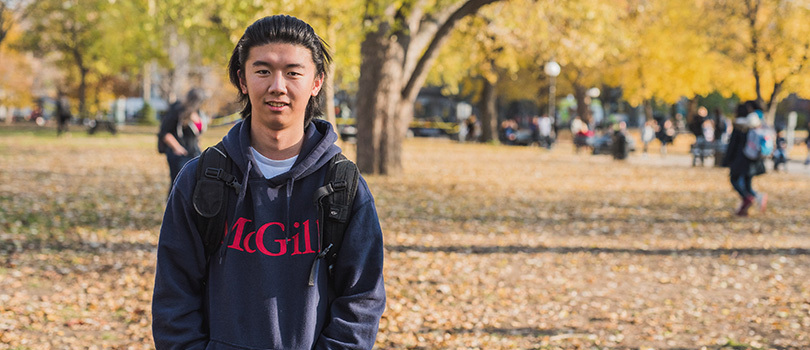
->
[743,100,762,113]
[736,104,749,118]
[228,15,332,128]
[179,88,206,123]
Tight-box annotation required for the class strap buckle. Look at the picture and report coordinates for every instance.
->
[204,167,223,179]
[205,167,241,191]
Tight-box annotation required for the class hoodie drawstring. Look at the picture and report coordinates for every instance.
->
[284,178,295,242]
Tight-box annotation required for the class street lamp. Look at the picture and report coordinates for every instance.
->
[544,61,561,124]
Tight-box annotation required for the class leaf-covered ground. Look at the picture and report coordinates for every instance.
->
[1,125,808,349]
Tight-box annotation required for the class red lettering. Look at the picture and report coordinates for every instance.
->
[292,220,316,255]
[256,222,287,256]
[225,218,319,257]
[227,217,252,251]
[243,230,256,253]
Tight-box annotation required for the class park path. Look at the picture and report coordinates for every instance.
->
[627,151,810,177]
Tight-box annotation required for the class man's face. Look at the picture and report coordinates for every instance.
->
[239,42,323,131]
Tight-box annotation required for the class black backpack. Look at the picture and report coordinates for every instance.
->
[191,141,359,286]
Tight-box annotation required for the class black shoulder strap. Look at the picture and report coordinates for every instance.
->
[309,153,360,285]
[192,141,240,262]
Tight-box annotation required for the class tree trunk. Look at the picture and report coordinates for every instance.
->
[72,44,89,120]
[0,2,10,47]
[764,81,782,126]
[746,0,764,106]
[355,0,500,175]
[573,84,588,125]
[685,97,698,127]
[479,78,498,143]
[78,68,88,119]
[143,61,154,103]
[644,99,653,121]
[356,28,389,174]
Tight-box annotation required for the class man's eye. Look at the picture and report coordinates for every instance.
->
[288,71,302,77]
[256,70,270,75]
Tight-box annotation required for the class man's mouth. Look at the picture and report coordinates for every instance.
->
[266,102,287,107]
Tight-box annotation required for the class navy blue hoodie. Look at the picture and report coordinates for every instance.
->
[153,119,386,350]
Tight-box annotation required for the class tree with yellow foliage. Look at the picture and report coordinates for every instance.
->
[0,0,34,114]
[703,0,810,124]
[428,2,539,143]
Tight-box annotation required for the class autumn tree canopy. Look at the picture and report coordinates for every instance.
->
[5,0,810,174]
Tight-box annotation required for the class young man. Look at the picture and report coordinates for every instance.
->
[152,15,386,349]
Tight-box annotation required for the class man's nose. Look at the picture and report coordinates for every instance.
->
[268,73,286,94]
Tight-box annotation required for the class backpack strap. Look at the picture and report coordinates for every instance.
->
[192,141,241,262]
[308,153,360,286]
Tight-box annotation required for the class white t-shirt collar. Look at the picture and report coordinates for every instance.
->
[250,147,298,179]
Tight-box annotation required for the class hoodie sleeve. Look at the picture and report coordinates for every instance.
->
[152,162,209,350]
[315,177,386,350]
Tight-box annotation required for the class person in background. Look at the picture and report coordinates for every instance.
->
[773,129,788,172]
[502,119,518,144]
[702,118,715,143]
[723,101,767,216]
[713,108,728,143]
[465,115,478,142]
[641,119,657,156]
[689,106,708,140]
[656,119,676,155]
[611,120,629,160]
[157,88,207,188]
[538,113,553,149]
[805,120,810,166]
[56,92,72,136]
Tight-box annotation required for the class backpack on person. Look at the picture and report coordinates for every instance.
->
[191,141,359,284]
[743,126,775,161]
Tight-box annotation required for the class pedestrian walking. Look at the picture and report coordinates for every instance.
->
[641,119,657,155]
[56,92,72,136]
[152,15,386,350]
[157,87,207,189]
[773,129,788,172]
[723,101,768,216]
[656,119,676,155]
[611,120,629,160]
[538,113,553,148]
[688,106,708,140]
[805,120,810,166]
[713,108,728,143]
[464,114,478,142]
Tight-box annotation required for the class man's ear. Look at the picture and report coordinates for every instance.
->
[238,70,247,94]
[311,73,324,96]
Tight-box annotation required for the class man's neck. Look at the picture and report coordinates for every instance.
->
[250,121,305,160]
